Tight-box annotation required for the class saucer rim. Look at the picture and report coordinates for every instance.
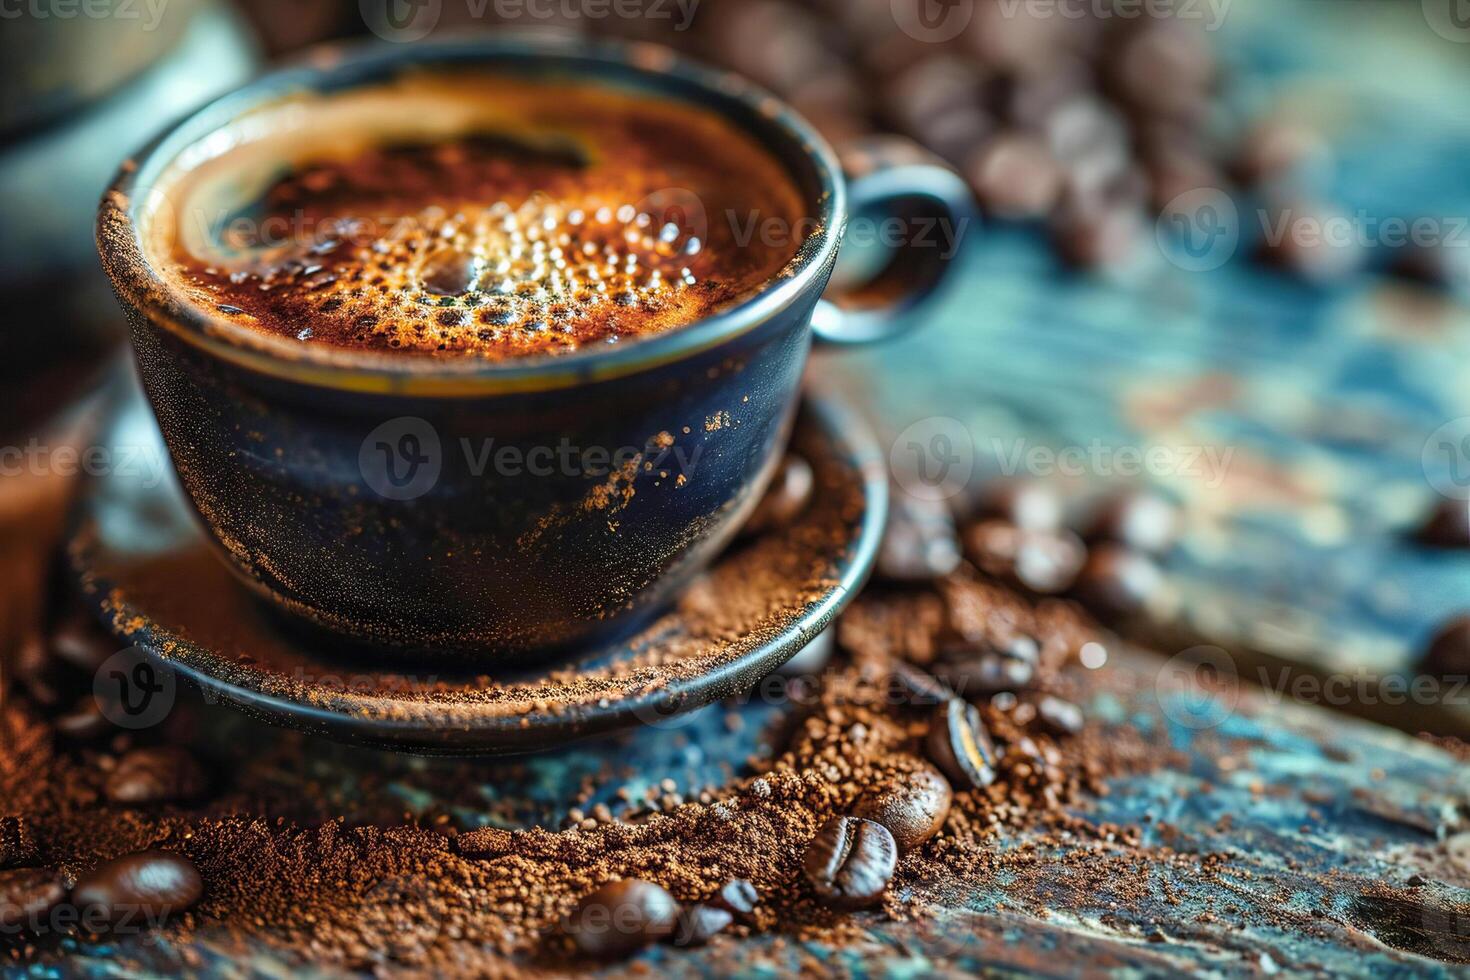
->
[69,389,888,755]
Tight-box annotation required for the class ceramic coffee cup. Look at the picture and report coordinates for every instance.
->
[97,35,974,660]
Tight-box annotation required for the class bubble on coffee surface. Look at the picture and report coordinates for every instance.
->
[203,193,708,356]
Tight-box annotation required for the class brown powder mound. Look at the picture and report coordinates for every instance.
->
[3,564,1174,974]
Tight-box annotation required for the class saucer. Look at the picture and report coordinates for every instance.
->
[67,388,886,754]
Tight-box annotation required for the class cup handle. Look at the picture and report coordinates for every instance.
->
[811,136,978,345]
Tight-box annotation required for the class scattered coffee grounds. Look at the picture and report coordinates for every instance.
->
[801,817,897,911]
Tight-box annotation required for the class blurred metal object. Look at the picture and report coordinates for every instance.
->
[0,0,258,437]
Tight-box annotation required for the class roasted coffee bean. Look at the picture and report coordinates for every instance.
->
[967,133,1064,220]
[1416,498,1470,549]
[964,521,1087,595]
[671,904,733,947]
[926,699,998,789]
[50,613,115,673]
[853,764,953,854]
[1034,695,1085,736]
[713,878,759,920]
[1071,545,1162,621]
[0,867,65,932]
[877,492,962,583]
[106,747,208,805]
[566,879,679,958]
[1106,22,1214,121]
[886,657,956,707]
[0,818,38,871]
[1233,118,1329,189]
[16,634,62,708]
[966,479,1063,532]
[802,817,897,911]
[1086,489,1179,556]
[742,455,815,537]
[72,850,203,927]
[938,650,1036,697]
[1051,200,1146,271]
[1256,200,1364,284]
[1419,616,1470,679]
[54,695,112,741]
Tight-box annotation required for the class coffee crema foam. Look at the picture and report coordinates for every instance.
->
[145,74,810,359]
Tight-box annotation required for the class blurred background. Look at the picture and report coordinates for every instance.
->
[6,0,1470,732]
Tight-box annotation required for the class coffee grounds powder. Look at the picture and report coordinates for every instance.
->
[2,559,1181,974]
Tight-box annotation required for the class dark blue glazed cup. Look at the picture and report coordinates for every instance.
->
[97,36,973,661]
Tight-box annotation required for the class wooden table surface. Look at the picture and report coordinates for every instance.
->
[17,1,1470,975]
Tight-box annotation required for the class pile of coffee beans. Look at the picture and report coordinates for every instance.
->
[882,475,1179,626]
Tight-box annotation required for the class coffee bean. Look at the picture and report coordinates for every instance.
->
[0,817,39,870]
[566,879,679,958]
[106,747,208,805]
[1051,200,1146,271]
[967,133,1064,220]
[1233,118,1329,189]
[1106,22,1214,121]
[1086,489,1179,556]
[0,867,65,933]
[73,850,203,928]
[937,650,1036,697]
[671,903,732,947]
[712,878,759,920]
[877,492,962,583]
[886,657,956,707]
[1416,498,1470,549]
[964,521,1086,595]
[1256,200,1364,284]
[742,455,814,537]
[966,479,1063,531]
[802,817,897,911]
[16,634,62,708]
[1071,545,1162,621]
[926,699,998,789]
[50,614,115,673]
[1034,695,1085,736]
[54,695,112,741]
[1419,616,1470,679]
[853,764,953,854]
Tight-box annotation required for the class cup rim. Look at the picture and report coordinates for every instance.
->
[97,33,845,396]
